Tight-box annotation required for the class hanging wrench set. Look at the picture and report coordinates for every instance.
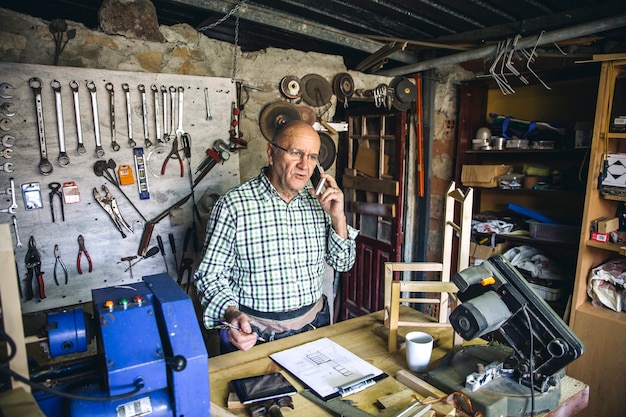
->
[0,62,242,314]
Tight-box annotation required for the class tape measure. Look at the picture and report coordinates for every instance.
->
[133,147,150,200]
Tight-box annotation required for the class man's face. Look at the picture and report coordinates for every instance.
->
[267,124,321,196]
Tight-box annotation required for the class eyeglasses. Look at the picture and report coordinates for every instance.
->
[271,142,319,163]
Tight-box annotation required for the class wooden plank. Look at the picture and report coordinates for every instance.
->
[348,201,395,218]
[0,224,29,391]
[342,174,399,196]
[395,370,447,399]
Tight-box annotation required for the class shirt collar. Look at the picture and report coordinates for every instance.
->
[257,166,310,203]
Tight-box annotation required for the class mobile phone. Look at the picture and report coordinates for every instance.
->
[311,162,326,195]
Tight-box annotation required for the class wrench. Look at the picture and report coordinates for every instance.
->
[122,83,136,147]
[0,162,13,172]
[0,178,17,214]
[169,86,176,140]
[204,87,213,120]
[1,135,14,148]
[11,215,22,247]
[29,77,54,176]
[86,81,105,158]
[0,148,13,158]
[105,82,120,151]
[176,86,185,139]
[0,103,15,117]
[51,80,70,167]
[0,83,14,99]
[161,85,169,141]
[69,81,86,155]
[138,84,153,148]
[151,85,163,144]
[0,118,11,131]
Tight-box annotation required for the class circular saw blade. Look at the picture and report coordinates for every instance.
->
[298,105,317,125]
[333,72,355,103]
[318,132,337,171]
[390,76,416,110]
[301,73,332,107]
[279,75,303,99]
[259,101,302,141]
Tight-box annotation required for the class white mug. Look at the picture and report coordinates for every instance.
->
[405,331,433,373]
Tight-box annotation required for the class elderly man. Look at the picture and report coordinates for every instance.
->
[194,120,358,352]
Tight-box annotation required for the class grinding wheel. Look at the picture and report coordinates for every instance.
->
[301,74,333,107]
[259,101,302,141]
[279,75,303,99]
[298,105,316,125]
[318,132,336,171]
[332,72,355,103]
[390,76,416,111]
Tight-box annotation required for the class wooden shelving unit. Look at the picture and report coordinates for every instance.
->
[567,59,626,417]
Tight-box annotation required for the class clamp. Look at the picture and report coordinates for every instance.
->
[93,185,133,238]
[53,244,68,285]
[49,182,65,222]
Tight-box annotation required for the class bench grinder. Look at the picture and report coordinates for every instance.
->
[33,273,210,417]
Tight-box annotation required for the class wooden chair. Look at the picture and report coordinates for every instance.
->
[384,182,473,352]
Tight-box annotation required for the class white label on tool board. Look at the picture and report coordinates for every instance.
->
[116,396,152,417]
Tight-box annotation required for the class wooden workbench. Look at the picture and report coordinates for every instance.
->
[208,307,589,417]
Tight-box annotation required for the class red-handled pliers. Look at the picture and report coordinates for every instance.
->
[161,136,184,177]
[77,234,93,274]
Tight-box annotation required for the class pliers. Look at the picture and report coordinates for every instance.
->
[54,244,68,285]
[49,182,65,222]
[77,234,93,274]
[24,236,46,301]
[161,136,184,177]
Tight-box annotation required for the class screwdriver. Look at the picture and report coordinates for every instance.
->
[157,234,169,273]
[125,246,159,271]
[169,232,179,276]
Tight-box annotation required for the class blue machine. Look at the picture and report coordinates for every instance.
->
[39,274,210,417]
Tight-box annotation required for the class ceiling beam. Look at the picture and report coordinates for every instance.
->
[376,13,626,76]
[170,0,419,65]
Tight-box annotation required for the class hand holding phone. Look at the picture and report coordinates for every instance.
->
[311,162,326,195]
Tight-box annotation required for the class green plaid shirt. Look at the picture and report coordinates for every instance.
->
[194,168,358,328]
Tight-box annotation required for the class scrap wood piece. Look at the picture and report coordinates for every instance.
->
[376,388,416,409]
[395,370,446,399]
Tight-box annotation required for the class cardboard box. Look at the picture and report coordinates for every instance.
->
[469,241,511,265]
[461,165,512,188]
[598,217,619,234]
[601,154,626,187]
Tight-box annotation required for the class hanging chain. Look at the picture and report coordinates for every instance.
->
[195,0,245,83]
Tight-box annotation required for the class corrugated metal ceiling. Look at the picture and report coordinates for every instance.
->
[5,0,626,75]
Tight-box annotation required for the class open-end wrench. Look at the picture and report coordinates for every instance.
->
[0,178,17,214]
[29,77,54,176]
[151,85,163,144]
[122,83,136,147]
[0,118,11,131]
[204,87,213,120]
[69,81,86,155]
[138,84,153,148]
[0,149,13,158]
[105,82,120,152]
[11,215,22,247]
[86,81,105,158]
[169,86,176,141]
[0,83,14,99]
[161,85,169,141]
[176,86,185,140]
[0,103,15,117]
[51,80,70,167]
[1,135,14,148]
[0,162,13,172]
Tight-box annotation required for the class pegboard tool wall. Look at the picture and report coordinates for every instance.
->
[0,63,240,314]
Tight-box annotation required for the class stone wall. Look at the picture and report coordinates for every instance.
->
[0,4,472,266]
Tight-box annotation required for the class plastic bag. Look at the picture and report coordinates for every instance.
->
[489,113,566,144]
